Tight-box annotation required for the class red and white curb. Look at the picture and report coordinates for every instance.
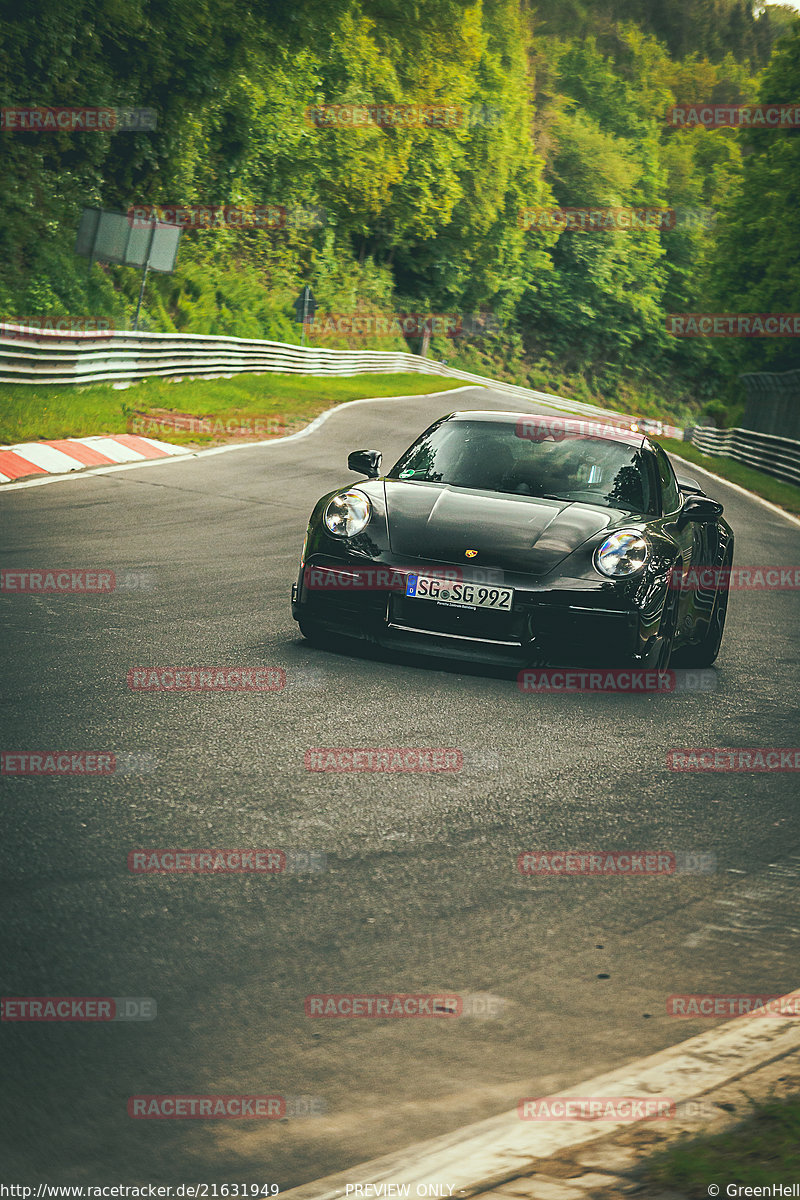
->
[280,989,800,1200]
[0,435,189,483]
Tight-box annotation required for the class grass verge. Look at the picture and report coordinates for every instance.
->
[661,436,800,517]
[0,373,473,446]
[643,1095,800,1190]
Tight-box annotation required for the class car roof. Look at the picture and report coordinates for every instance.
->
[445,409,648,450]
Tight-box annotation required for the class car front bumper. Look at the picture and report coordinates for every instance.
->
[292,557,665,667]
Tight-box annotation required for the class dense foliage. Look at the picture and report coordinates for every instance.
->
[1,0,798,422]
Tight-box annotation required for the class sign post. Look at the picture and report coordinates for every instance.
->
[293,286,317,345]
[133,218,158,332]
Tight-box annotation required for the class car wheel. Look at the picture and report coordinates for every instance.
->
[653,591,679,671]
[674,569,730,668]
[298,614,325,645]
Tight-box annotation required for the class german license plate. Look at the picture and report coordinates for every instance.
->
[405,574,513,611]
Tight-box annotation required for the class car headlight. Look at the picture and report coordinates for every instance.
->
[594,530,650,577]
[323,490,371,538]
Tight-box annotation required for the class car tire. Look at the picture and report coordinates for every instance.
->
[653,590,679,670]
[298,614,325,645]
[673,569,730,668]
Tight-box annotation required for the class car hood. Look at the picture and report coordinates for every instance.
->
[383,480,636,576]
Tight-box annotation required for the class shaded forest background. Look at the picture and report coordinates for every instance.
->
[1,0,799,425]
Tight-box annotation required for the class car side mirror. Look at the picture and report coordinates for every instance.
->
[676,494,723,530]
[348,449,382,479]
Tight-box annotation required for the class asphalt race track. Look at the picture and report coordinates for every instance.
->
[2,386,800,1187]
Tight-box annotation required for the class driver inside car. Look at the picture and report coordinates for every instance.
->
[448,433,516,491]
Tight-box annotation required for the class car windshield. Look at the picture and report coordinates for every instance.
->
[388,419,658,514]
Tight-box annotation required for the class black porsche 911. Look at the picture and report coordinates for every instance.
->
[290,410,733,668]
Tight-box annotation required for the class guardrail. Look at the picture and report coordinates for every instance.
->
[0,326,444,386]
[690,424,800,486]
[0,324,682,432]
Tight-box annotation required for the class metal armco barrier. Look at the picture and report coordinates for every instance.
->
[0,323,678,429]
[0,326,444,386]
[691,424,800,486]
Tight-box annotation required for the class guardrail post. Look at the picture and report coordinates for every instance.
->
[133,218,158,332]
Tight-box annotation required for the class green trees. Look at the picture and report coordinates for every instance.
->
[518,37,670,371]
[530,0,786,67]
[709,23,800,374]
[0,0,797,418]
